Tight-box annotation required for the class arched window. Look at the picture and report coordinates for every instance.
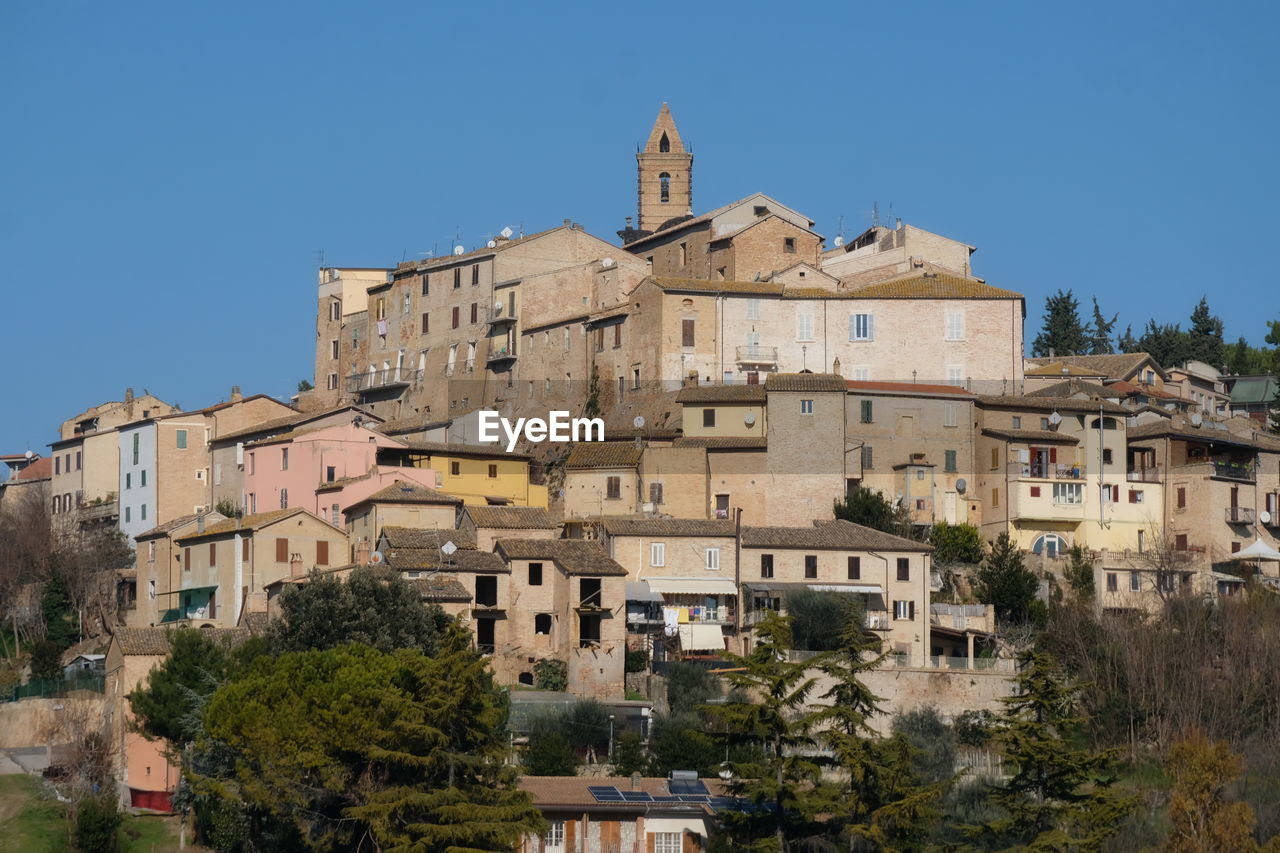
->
[1089,417,1119,430]
[659,172,671,203]
[1031,533,1068,558]
[534,613,552,635]
[659,132,670,153]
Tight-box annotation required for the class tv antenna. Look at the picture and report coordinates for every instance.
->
[314,249,326,268]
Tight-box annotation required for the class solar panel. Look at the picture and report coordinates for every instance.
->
[669,779,710,796]
[621,791,654,802]
[589,786,624,803]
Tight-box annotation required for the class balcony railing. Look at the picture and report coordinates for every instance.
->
[1127,467,1162,483]
[486,345,517,363]
[736,345,778,365]
[1212,460,1256,482]
[865,610,891,631]
[487,309,517,327]
[1226,506,1257,524]
[1011,463,1086,480]
[345,368,421,394]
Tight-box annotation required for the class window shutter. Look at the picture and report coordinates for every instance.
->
[276,537,288,563]
[422,312,429,334]
[209,542,216,564]
[866,314,874,340]
[184,548,190,571]
[317,541,329,566]
[242,537,249,561]
[909,600,916,621]
[682,319,695,347]
[647,831,656,853]
[566,820,577,851]
[848,313,856,340]
[1049,447,1057,464]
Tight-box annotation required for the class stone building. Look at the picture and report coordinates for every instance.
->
[821,221,978,286]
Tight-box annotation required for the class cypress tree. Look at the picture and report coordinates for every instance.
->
[1186,297,1225,367]
[970,533,1039,625]
[1116,324,1139,353]
[1086,298,1117,355]
[1031,290,1088,358]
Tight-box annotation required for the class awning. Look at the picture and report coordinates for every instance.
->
[744,582,882,595]
[1231,538,1280,561]
[644,578,738,596]
[156,585,217,598]
[678,623,726,652]
[625,581,664,603]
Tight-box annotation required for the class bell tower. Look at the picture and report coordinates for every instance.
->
[635,103,692,234]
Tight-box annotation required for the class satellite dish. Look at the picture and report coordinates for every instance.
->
[500,226,514,239]
[744,412,757,426]
[956,478,967,495]
[370,550,385,565]
[453,245,465,256]
[601,257,615,268]
[486,240,496,248]
[493,302,504,314]
[833,235,845,247]
[24,450,33,460]
[441,541,458,556]
[633,416,646,429]
[1048,411,1063,426]
[1262,511,1273,525]
[1190,412,1203,426]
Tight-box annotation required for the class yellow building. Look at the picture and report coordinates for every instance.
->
[396,440,549,507]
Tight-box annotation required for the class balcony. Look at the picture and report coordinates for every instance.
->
[865,610,891,631]
[1226,506,1257,525]
[486,344,517,365]
[1011,463,1087,481]
[1212,460,1256,483]
[345,367,421,394]
[487,308,517,328]
[736,345,778,366]
[1127,466,1162,483]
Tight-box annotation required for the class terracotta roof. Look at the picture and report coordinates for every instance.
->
[135,511,226,541]
[1025,353,1165,381]
[602,518,736,538]
[565,442,644,469]
[409,576,472,602]
[675,385,766,403]
[110,626,248,657]
[981,428,1081,445]
[214,406,378,444]
[1025,379,1118,399]
[517,775,728,809]
[462,505,558,530]
[177,508,332,542]
[380,526,476,551]
[742,519,931,552]
[848,273,1022,300]
[627,193,807,248]
[401,440,532,460]
[845,380,976,397]
[12,457,51,481]
[765,373,846,392]
[672,436,768,449]
[1126,419,1280,451]
[977,395,1129,415]
[388,547,506,573]
[316,473,372,492]
[652,277,785,296]
[495,539,628,576]
[349,481,462,508]
[1105,379,1180,400]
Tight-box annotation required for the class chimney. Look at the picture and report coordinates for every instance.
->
[355,539,371,567]
[197,514,205,534]
[631,772,642,791]
[230,385,242,402]
[124,387,135,403]
[290,552,303,578]
[832,357,841,375]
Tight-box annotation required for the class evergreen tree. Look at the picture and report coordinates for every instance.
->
[1063,544,1095,599]
[1031,290,1088,358]
[783,588,863,652]
[1117,324,1139,353]
[970,649,1135,851]
[40,573,77,649]
[834,487,913,537]
[611,729,647,777]
[970,533,1039,625]
[704,612,830,851]
[1086,298,1118,355]
[1266,319,1280,373]
[524,716,579,776]
[929,522,985,566]
[1187,297,1226,367]
[1225,337,1273,375]
[1138,319,1192,369]
[129,628,236,745]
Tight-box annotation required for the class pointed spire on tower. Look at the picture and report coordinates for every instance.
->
[628,103,693,236]
[643,103,685,154]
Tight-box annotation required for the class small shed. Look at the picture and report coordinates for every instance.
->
[62,653,106,678]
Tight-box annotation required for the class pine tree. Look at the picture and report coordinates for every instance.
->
[1138,319,1192,369]
[970,533,1039,625]
[1117,324,1139,353]
[1032,290,1088,358]
[1186,297,1226,367]
[703,612,830,851]
[971,649,1135,851]
[1086,298,1117,355]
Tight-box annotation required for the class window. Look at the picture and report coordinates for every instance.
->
[579,613,602,647]
[183,547,190,570]
[860,400,873,423]
[1177,487,1186,508]
[1175,534,1188,551]
[861,445,873,470]
[943,402,957,427]
[534,613,552,634]
[783,237,796,254]
[747,299,760,320]
[475,576,498,607]
[678,242,687,266]
[706,548,721,571]
[488,464,498,479]
[1011,416,1022,429]
[276,538,288,562]
[945,310,965,341]
[682,318,695,347]
[614,323,623,348]
[760,554,774,578]
[659,172,671,202]
[947,365,964,386]
[848,556,861,579]
[141,470,146,486]
[850,313,874,342]
[327,372,338,390]
[1129,571,1141,592]
[894,600,915,620]
[1041,418,1051,430]
[654,832,682,853]
[1106,572,1118,592]
[649,482,664,505]
[55,457,61,475]
[470,303,478,324]
[1129,489,1144,503]
[281,448,289,470]
[279,488,289,509]
[796,312,814,341]
[330,299,342,320]
[471,264,479,285]
[650,543,665,566]
[421,273,429,296]
[453,267,461,288]
[132,433,139,465]
[331,504,340,525]
[421,312,429,334]
[452,307,459,329]
[402,292,410,314]
[992,488,1000,508]
[944,450,958,473]
[326,465,336,483]
[804,555,817,579]
[606,476,621,499]
[897,558,910,581]
[140,504,146,520]
[450,460,460,476]
[126,473,131,489]
[800,399,814,415]
[376,296,386,320]
[1052,483,1083,504]
[703,408,716,428]
[529,562,543,585]
[329,339,339,359]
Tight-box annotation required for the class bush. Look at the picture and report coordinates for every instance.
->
[1064,544,1094,598]
[612,729,647,776]
[666,662,718,715]
[564,700,610,754]
[625,648,650,673]
[891,706,957,785]
[647,713,720,777]
[29,639,65,680]
[953,709,999,747]
[74,796,123,853]
[524,714,578,775]
[784,589,863,651]
[533,658,568,691]
[930,522,985,565]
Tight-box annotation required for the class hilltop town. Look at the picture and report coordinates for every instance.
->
[3,105,1280,851]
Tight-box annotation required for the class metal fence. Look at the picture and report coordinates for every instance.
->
[2,674,105,703]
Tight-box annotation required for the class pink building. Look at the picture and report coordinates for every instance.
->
[241,422,437,525]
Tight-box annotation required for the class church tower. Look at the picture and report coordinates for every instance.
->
[634,103,692,235]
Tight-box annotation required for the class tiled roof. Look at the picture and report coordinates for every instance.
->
[212,405,377,444]
[765,373,846,392]
[602,518,736,538]
[388,547,506,573]
[410,576,472,602]
[742,519,931,552]
[316,473,372,492]
[1025,362,1109,378]
[12,457,51,481]
[1026,379,1118,399]
[653,277,785,296]
[495,539,628,576]
[401,440,532,460]
[238,611,271,634]
[977,395,1129,415]
[1025,353,1164,381]
[352,481,462,507]
[111,626,249,657]
[565,442,643,469]
[1104,379,1180,400]
[135,512,226,541]
[380,526,476,551]
[675,385,766,403]
[1228,375,1280,405]
[462,505,558,529]
[1126,418,1280,451]
[672,436,768,449]
[981,428,1080,444]
[627,193,803,247]
[845,380,976,397]
[177,508,325,542]
[848,273,1022,300]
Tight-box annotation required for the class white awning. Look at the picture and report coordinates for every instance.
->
[808,584,884,595]
[678,623,727,652]
[644,578,738,595]
[1232,538,1280,561]
[625,581,664,602]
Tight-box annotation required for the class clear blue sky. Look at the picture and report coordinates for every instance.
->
[2,1,1277,456]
